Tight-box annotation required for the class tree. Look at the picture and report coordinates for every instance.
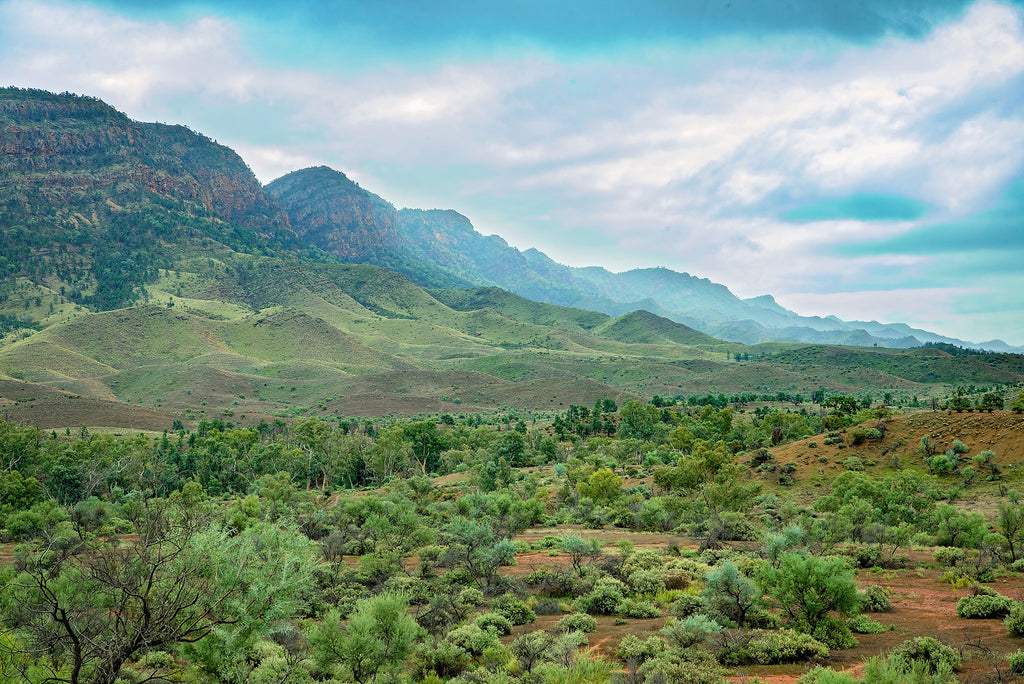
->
[559,534,602,577]
[308,593,418,683]
[701,561,762,627]
[760,553,859,633]
[578,468,622,503]
[617,400,665,443]
[2,508,318,684]
[367,427,410,483]
[998,493,1024,563]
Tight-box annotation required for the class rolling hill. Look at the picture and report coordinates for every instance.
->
[2,87,1023,430]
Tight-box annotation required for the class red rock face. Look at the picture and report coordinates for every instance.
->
[0,90,292,239]
[267,166,401,257]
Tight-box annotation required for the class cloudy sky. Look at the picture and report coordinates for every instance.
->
[2,0,1024,345]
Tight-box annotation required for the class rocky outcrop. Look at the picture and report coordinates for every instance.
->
[267,166,400,257]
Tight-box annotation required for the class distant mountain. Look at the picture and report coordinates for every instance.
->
[2,88,1017,355]
[268,166,1022,353]
[3,88,1023,428]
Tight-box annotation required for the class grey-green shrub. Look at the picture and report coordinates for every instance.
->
[846,613,886,634]
[859,584,893,613]
[956,593,1013,619]
[660,615,722,648]
[556,613,597,634]
[578,583,624,615]
[890,637,961,673]
[473,612,513,635]
[492,594,536,625]
[620,598,660,618]
[718,628,828,665]
[1006,602,1024,636]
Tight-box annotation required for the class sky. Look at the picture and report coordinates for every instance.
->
[2,0,1024,346]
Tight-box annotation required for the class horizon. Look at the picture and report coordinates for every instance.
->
[2,0,1023,345]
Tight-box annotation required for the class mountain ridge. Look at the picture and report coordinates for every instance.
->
[266,165,1021,353]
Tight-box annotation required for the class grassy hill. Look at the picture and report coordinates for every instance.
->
[1,248,1022,431]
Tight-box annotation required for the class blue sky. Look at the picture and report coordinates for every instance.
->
[2,0,1024,345]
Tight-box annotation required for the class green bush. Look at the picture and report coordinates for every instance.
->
[446,624,501,658]
[799,666,858,683]
[621,550,664,576]
[660,615,722,648]
[890,637,961,673]
[491,594,536,625]
[638,648,726,684]
[1005,602,1024,637]
[577,583,624,616]
[620,598,660,618]
[811,614,858,650]
[933,546,965,567]
[859,584,893,613]
[842,457,864,471]
[473,612,513,635]
[670,592,705,618]
[628,568,667,596]
[556,613,597,634]
[1009,650,1024,674]
[846,613,886,634]
[956,593,1013,619]
[718,628,829,665]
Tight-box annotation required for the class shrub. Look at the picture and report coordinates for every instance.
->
[842,457,864,471]
[956,593,1013,619]
[578,583,624,616]
[761,553,860,633]
[811,614,858,650]
[718,628,829,666]
[615,634,663,666]
[620,598,660,618]
[933,546,966,567]
[627,569,666,596]
[660,615,722,648]
[846,613,886,634]
[446,624,501,658]
[799,666,858,683]
[1009,650,1024,674]
[491,594,536,625]
[859,585,893,613]
[1006,602,1024,636]
[661,568,691,590]
[473,613,513,635]
[457,587,484,606]
[890,637,961,673]
[638,647,725,684]
[670,592,705,618]
[621,550,664,577]
[701,560,762,627]
[556,613,597,634]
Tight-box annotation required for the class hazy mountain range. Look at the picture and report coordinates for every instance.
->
[2,87,1020,355]
[265,165,1022,353]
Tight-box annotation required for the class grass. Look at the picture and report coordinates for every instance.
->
[2,250,1024,425]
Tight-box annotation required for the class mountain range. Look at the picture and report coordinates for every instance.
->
[2,87,1023,428]
[265,165,1020,353]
